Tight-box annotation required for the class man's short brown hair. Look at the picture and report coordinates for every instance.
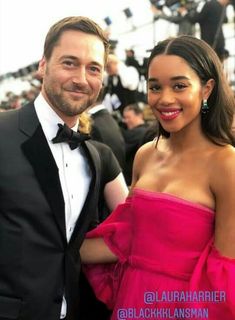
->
[43,16,109,64]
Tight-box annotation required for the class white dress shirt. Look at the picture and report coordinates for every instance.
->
[34,93,91,318]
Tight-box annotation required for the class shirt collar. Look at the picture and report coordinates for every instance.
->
[87,104,106,115]
[34,93,79,142]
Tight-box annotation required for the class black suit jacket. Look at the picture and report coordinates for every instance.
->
[0,102,109,320]
[90,108,126,170]
[122,124,149,185]
[188,0,226,58]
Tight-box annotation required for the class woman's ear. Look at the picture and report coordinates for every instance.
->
[203,78,215,100]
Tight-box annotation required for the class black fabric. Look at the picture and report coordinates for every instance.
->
[65,140,101,320]
[89,140,122,222]
[188,0,227,59]
[122,124,149,185]
[105,75,139,114]
[90,108,126,170]
[52,123,90,150]
[78,272,112,320]
[77,140,118,320]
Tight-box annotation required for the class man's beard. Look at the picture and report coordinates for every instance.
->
[45,87,97,116]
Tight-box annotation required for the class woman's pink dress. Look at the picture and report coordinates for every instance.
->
[85,188,235,319]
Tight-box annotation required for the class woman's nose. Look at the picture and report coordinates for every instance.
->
[159,88,175,105]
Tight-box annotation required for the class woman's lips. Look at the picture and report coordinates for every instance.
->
[158,109,181,120]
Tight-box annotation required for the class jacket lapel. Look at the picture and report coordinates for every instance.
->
[20,103,66,241]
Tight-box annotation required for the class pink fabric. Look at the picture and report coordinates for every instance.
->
[84,188,235,319]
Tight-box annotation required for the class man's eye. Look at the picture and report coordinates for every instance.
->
[63,60,74,67]
[90,66,101,73]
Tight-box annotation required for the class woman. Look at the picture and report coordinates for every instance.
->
[80,36,235,319]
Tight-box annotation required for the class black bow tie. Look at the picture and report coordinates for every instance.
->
[52,123,90,150]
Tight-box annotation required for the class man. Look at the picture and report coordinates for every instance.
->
[188,0,231,60]
[0,16,128,320]
[103,53,140,115]
[151,3,195,36]
[88,89,126,171]
[125,49,141,72]
[122,103,149,185]
[87,90,126,221]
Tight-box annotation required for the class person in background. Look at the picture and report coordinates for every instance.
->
[125,49,141,73]
[88,88,126,171]
[80,35,235,320]
[87,90,127,219]
[0,16,128,320]
[188,0,231,61]
[125,48,148,104]
[103,53,140,115]
[79,111,128,218]
[151,2,195,36]
[121,103,149,185]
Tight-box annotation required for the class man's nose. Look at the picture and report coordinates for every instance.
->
[72,66,88,84]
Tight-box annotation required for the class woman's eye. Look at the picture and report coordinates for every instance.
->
[174,83,187,90]
[148,85,160,92]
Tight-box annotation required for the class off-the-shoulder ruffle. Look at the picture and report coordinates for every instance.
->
[190,239,235,318]
[84,199,132,309]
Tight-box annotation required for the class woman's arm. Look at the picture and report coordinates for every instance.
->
[104,172,128,211]
[80,238,118,264]
[212,147,235,258]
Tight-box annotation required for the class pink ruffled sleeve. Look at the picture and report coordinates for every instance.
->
[190,238,235,319]
[83,198,132,309]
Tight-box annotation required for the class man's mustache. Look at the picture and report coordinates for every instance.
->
[64,83,91,94]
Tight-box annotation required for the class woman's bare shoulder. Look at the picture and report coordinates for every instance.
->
[131,141,156,186]
[212,145,235,169]
[210,145,235,192]
[135,140,156,160]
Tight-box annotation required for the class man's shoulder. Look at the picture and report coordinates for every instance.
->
[92,109,112,120]
[0,108,19,126]
[87,139,113,153]
[85,139,120,173]
[0,102,34,119]
[0,103,38,141]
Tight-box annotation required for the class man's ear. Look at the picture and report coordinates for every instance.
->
[37,57,46,79]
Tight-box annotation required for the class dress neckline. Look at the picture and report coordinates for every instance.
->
[132,188,215,214]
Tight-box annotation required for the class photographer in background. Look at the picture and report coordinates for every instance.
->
[151,0,196,35]
[187,0,231,61]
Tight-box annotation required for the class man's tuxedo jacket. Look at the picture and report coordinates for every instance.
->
[0,102,109,320]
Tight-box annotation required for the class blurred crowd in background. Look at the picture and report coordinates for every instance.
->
[0,0,235,185]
